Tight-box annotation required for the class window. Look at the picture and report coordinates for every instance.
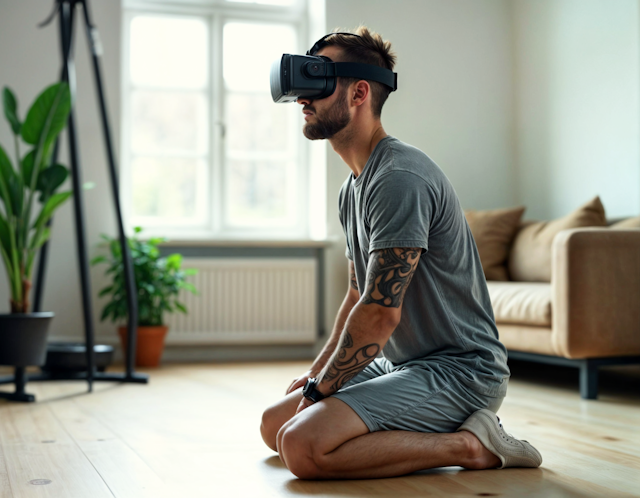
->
[122,0,323,239]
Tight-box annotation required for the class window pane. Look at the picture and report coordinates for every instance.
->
[132,157,205,219]
[223,22,296,93]
[226,159,295,226]
[132,91,208,154]
[226,93,292,152]
[130,16,208,89]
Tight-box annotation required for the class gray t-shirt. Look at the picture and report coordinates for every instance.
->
[338,136,509,397]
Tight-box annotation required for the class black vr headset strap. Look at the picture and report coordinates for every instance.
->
[330,62,398,92]
[307,32,362,56]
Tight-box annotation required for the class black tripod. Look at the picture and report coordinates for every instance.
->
[0,0,147,401]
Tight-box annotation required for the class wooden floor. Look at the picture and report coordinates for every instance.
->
[0,359,639,498]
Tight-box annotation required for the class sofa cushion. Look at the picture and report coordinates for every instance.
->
[465,206,526,281]
[508,196,607,282]
[611,216,640,228]
[486,281,552,326]
[496,324,556,355]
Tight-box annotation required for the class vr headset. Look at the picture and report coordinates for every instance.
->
[270,32,398,103]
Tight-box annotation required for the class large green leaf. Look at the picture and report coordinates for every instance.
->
[29,226,51,251]
[0,145,23,217]
[0,212,18,300]
[0,240,15,295]
[21,82,71,149]
[37,164,69,201]
[0,144,16,215]
[2,87,21,135]
[20,149,36,186]
[7,174,23,217]
[0,212,11,255]
[32,190,72,230]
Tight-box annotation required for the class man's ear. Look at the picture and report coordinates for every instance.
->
[351,80,370,108]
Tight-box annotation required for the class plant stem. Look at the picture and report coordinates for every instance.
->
[8,220,22,309]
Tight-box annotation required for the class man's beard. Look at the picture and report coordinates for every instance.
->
[302,87,351,140]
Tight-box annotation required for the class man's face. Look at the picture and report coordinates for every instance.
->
[298,47,351,141]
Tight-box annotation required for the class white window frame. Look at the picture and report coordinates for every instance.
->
[121,0,324,241]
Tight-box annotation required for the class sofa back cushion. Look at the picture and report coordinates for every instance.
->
[486,281,552,326]
[508,196,607,282]
[465,206,526,281]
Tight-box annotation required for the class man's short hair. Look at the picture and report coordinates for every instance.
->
[317,26,396,118]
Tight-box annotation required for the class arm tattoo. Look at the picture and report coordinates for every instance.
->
[323,330,380,391]
[362,247,420,307]
[349,262,358,291]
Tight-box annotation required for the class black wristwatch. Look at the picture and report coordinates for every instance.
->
[302,377,326,403]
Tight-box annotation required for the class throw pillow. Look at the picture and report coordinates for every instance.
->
[465,206,526,281]
[508,196,607,282]
[611,216,640,229]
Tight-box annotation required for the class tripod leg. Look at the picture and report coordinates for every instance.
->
[60,1,95,392]
[0,368,36,402]
[80,0,139,378]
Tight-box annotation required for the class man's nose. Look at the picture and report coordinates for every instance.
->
[297,97,312,106]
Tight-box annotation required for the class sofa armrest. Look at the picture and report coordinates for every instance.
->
[551,228,640,358]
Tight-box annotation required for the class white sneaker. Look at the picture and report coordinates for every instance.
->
[457,409,542,469]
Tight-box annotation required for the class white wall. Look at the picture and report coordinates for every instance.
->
[0,0,121,340]
[512,0,640,220]
[323,0,517,330]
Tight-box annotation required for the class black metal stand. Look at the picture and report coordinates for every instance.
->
[0,0,148,403]
[0,368,35,403]
[508,351,640,400]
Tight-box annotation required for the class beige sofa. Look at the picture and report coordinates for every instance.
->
[486,224,640,399]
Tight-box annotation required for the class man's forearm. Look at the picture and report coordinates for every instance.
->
[310,247,419,398]
[309,293,358,375]
[316,303,397,395]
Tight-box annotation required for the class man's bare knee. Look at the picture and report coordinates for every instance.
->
[279,425,322,480]
[260,405,281,451]
[260,389,303,452]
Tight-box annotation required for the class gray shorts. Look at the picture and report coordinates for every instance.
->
[332,357,506,433]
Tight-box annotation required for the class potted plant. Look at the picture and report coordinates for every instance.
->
[92,227,197,367]
[0,83,72,368]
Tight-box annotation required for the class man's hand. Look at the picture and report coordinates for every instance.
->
[286,370,314,395]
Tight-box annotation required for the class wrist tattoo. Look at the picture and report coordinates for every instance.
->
[362,247,420,307]
[323,330,380,392]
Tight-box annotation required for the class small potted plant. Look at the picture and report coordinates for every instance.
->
[92,227,196,367]
[0,83,72,368]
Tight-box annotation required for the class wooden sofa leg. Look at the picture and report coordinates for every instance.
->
[579,360,598,400]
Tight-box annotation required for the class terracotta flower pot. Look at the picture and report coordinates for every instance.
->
[117,325,168,367]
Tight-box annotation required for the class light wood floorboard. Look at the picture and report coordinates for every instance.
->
[0,360,639,497]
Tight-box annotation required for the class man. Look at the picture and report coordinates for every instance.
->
[260,27,542,480]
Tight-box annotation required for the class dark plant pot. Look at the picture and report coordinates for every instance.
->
[0,312,54,367]
[41,342,114,374]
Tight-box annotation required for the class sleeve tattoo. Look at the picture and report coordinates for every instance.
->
[323,329,380,391]
[362,247,421,307]
[349,261,358,291]
[320,248,421,393]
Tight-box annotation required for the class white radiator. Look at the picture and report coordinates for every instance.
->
[165,258,317,345]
